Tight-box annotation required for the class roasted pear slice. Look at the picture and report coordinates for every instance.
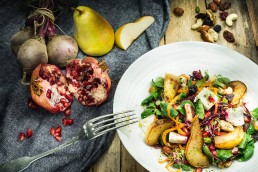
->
[145,119,174,146]
[164,73,180,103]
[227,81,247,105]
[185,116,209,168]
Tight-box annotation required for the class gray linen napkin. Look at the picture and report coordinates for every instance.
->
[0,0,171,171]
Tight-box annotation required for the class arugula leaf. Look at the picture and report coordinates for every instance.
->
[237,139,255,161]
[216,149,233,161]
[251,107,258,118]
[152,77,164,89]
[160,101,178,118]
[195,99,205,119]
[196,70,209,87]
[141,90,159,106]
[212,75,230,88]
[246,123,256,135]
[141,109,153,119]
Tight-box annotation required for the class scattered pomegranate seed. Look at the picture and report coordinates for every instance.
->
[27,129,33,138]
[196,168,203,172]
[50,127,55,136]
[232,147,238,154]
[50,126,62,142]
[244,116,250,123]
[212,150,217,157]
[27,98,39,110]
[19,133,26,141]
[55,136,61,142]
[209,145,216,151]
[62,118,74,126]
[55,126,62,133]
[64,109,71,116]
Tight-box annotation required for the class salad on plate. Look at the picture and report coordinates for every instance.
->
[139,70,258,171]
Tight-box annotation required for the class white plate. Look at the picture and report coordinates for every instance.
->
[113,41,258,172]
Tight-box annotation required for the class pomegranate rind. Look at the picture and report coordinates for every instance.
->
[30,64,73,113]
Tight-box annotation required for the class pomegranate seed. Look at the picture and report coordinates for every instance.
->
[46,89,52,99]
[67,118,74,125]
[209,145,216,151]
[60,98,67,104]
[27,98,39,110]
[212,151,217,157]
[55,126,62,133]
[244,116,250,123]
[196,168,202,172]
[232,147,238,154]
[55,136,61,142]
[27,129,33,138]
[19,133,26,141]
[64,109,71,116]
[62,118,68,126]
[208,96,215,102]
[55,131,61,137]
[50,128,55,136]
[63,102,70,108]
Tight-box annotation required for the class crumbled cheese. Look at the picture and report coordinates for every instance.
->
[194,87,218,110]
[226,107,245,126]
[139,115,155,133]
[169,132,188,144]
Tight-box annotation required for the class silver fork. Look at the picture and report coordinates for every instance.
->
[0,110,138,172]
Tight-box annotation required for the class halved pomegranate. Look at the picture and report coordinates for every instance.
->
[30,64,73,113]
[66,57,111,106]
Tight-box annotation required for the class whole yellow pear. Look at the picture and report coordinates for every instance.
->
[73,6,114,56]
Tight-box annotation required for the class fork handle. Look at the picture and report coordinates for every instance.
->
[0,136,80,172]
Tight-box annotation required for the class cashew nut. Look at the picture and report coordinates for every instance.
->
[208,28,218,42]
[191,19,203,30]
[226,14,238,26]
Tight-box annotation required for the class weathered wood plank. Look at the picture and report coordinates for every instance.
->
[246,0,258,47]
[165,0,207,43]
[88,133,120,172]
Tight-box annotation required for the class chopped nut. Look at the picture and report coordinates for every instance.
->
[206,9,216,25]
[208,28,219,42]
[173,7,184,17]
[197,25,210,32]
[200,30,214,43]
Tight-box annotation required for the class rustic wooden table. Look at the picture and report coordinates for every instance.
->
[89,0,258,171]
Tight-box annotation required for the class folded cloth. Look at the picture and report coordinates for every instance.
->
[0,0,171,171]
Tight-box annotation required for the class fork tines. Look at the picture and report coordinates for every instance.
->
[90,110,138,137]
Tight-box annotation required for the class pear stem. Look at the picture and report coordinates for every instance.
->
[71,7,83,15]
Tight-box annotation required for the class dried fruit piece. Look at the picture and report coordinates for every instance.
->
[223,30,235,43]
[173,7,184,17]
[220,12,229,20]
[219,2,231,11]
[195,13,208,20]
[213,25,222,33]
[206,9,216,25]
[208,2,218,12]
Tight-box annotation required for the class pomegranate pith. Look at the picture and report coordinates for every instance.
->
[30,64,73,113]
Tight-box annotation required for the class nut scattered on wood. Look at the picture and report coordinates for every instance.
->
[213,0,222,6]
[200,30,214,43]
[173,7,184,17]
[208,2,218,12]
[223,30,235,43]
[197,25,210,32]
[208,28,219,42]
[226,14,238,26]
[191,19,203,30]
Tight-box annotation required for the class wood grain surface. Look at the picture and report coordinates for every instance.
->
[89,0,258,172]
